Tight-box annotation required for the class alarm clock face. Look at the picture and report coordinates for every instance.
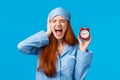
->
[80,30,90,38]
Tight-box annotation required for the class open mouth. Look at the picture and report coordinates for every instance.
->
[55,29,63,36]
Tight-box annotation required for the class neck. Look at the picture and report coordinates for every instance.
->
[57,39,65,47]
[57,39,66,55]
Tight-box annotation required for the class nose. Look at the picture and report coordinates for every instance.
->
[56,21,60,26]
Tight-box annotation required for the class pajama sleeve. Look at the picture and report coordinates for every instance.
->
[74,48,93,80]
[17,30,49,55]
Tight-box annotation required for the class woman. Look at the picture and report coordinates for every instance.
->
[17,7,92,80]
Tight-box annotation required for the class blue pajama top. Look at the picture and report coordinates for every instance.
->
[17,30,93,80]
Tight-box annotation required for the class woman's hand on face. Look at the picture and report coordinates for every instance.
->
[77,36,92,52]
[46,16,52,37]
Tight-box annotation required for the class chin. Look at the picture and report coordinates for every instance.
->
[56,37,63,40]
[54,35,64,40]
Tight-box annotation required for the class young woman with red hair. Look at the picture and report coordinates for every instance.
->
[18,7,92,80]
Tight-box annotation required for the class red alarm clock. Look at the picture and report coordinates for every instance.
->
[79,27,90,40]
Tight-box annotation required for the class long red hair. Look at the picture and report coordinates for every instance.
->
[37,21,78,77]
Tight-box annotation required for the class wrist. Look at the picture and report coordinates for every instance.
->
[80,48,87,52]
[46,31,51,37]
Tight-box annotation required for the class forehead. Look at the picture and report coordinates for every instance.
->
[52,15,66,20]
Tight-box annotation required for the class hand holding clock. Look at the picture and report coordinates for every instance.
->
[78,27,91,52]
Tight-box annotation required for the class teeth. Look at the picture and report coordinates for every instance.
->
[56,29,62,30]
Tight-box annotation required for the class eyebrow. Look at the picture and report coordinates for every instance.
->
[52,19,66,21]
[60,19,66,21]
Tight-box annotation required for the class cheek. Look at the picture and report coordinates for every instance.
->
[63,26,67,32]
[50,27,54,31]
[50,23,55,29]
[50,26,55,32]
[62,28,67,35]
[50,23,55,27]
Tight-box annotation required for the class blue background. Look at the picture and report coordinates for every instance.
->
[0,0,120,80]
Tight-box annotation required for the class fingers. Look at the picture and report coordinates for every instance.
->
[47,14,50,21]
[46,15,52,37]
[47,15,51,30]
[84,36,92,47]
[77,34,92,52]
[77,35,92,45]
[86,36,92,43]
[77,35,82,44]
[47,16,50,28]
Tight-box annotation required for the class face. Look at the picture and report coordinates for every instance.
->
[50,16,68,40]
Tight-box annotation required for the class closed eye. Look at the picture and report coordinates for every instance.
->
[51,20,56,23]
[60,19,66,23]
